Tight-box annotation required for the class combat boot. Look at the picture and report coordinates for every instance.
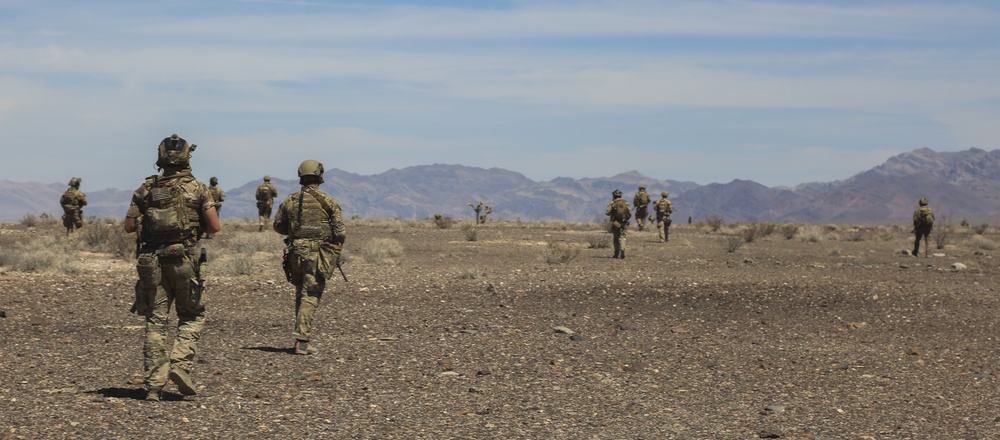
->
[169,369,197,396]
[295,340,319,355]
[618,250,625,259]
[145,386,162,402]
[612,251,620,259]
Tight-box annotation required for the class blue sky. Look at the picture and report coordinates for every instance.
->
[2,0,998,191]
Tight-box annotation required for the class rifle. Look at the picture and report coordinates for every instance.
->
[336,259,348,283]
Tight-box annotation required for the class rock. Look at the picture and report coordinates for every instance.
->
[758,429,782,438]
[847,322,869,330]
[670,327,690,334]
[552,326,575,335]
[951,262,967,271]
[764,405,786,413]
[622,361,650,373]
[0,310,6,318]
[569,334,588,341]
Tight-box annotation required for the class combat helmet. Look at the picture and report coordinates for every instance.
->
[919,198,928,206]
[210,176,218,185]
[639,185,645,190]
[612,189,622,198]
[263,175,271,182]
[68,177,81,188]
[661,191,669,198]
[156,134,196,168]
[298,160,325,184]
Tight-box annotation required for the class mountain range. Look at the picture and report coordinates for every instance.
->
[4,147,1000,224]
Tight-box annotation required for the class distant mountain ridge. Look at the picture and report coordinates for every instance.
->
[4,148,1000,224]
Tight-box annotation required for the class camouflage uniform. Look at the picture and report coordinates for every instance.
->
[655,192,674,243]
[60,178,87,235]
[605,190,631,259]
[256,177,278,232]
[632,186,650,232]
[912,198,934,257]
[207,177,225,239]
[126,135,218,401]
[273,161,346,355]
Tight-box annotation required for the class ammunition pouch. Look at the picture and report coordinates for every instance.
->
[131,253,159,316]
[612,221,622,229]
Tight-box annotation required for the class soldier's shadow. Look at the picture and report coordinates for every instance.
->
[241,346,294,355]
[89,387,185,401]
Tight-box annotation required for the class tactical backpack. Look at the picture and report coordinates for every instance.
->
[256,185,271,203]
[914,207,934,229]
[610,199,631,223]
[60,189,78,207]
[636,191,650,206]
[657,199,673,216]
[142,176,194,246]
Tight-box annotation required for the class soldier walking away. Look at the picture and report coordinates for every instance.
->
[273,160,347,356]
[912,198,935,257]
[605,189,631,259]
[206,176,225,239]
[256,175,278,232]
[655,191,674,243]
[633,186,651,232]
[124,134,221,402]
[60,177,88,236]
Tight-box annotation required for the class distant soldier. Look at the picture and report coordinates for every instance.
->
[206,176,225,239]
[632,186,651,232]
[255,175,278,232]
[605,189,631,259]
[912,198,934,257]
[274,160,346,355]
[60,177,88,235]
[655,191,674,243]
[124,134,220,402]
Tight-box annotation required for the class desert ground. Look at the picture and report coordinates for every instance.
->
[1,216,999,439]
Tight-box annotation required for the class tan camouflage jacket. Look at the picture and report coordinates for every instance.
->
[273,185,346,252]
[60,188,88,211]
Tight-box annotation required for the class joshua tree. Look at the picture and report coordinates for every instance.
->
[467,201,494,224]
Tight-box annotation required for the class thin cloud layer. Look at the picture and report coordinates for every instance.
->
[1,0,998,191]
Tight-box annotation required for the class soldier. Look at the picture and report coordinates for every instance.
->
[256,175,278,232]
[632,185,650,232]
[912,198,934,257]
[206,176,225,239]
[273,160,346,355]
[605,189,631,259]
[124,134,220,402]
[655,191,674,243]
[60,177,88,236]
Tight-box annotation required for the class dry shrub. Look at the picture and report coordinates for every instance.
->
[706,215,724,232]
[723,235,743,252]
[461,223,479,242]
[842,229,868,242]
[972,223,989,235]
[741,225,760,243]
[0,235,81,274]
[363,237,404,265]
[433,214,455,229]
[79,220,135,259]
[756,222,777,237]
[798,226,825,243]
[225,231,279,255]
[213,255,259,276]
[780,224,799,240]
[456,267,480,280]
[20,214,38,227]
[587,234,611,249]
[966,235,998,251]
[544,242,579,265]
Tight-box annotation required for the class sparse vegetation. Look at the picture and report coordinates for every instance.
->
[433,214,455,229]
[457,267,481,279]
[20,213,38,227]
[362,237,404,265]
[972,223,989,235]
[966,235,997,251]
[461,223,479,242]
[723,235,743,252]
[587,234,611,249]
[543,242,579,264]
[0,235,82,274]
[741,224,760,243]
[706,215,724,232]
[780,224,799,240]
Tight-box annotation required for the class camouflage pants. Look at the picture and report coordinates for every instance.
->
[635,208,648,231]
[913,227,932,257]
[62,207,82,231]
[288,240,335,342]
[612,225,628,256]
[137,252,205,388]
[257,203,273,226]
[657,216,672,242]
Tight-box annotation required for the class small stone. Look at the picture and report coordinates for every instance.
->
[847,322,869,330]
[758,429,781,438]
[552,326,575,335]
[569,334,588,341]
[0,310,6,318]
[670,327,690,334]
[951,262,967,271]
[764,405,785,413]
[906,347,921,356]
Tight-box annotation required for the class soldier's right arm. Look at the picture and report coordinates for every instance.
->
[273,198,290,235]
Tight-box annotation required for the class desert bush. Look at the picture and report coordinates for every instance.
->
[226,232,278,255]
[741,224,760,243]
[780,224,798,240]
[587,234,611,249]
[723,235,743,252]
[0,236,81,274]
[705,215,724,232]
[456,267,480,280]
[20,213,38,227]
[965,235,998,251]
[756,222,777,237]
[460,223,479,242]
[38,213,59,226]
[362,237,404,265]
[213,255,259,276]
[798,226,825,243]
[79,220,135,258]
[972,223,989,235]
[842,229,868,242]
[960,218,970,227]
[433,214,455,229]
[544,242,579,265]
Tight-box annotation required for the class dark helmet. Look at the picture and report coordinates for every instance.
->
[298,159,325,184]
[156,134,196,168]
[68,177,81,188]
[612,189,622,198]
[263,175,271,182]
[210,176,218,185]
[919,198,928,206]
[639,185,645,190]
[661,191,669,198]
